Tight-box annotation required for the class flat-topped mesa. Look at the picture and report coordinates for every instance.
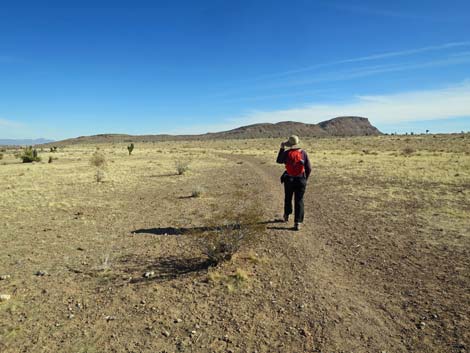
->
[42,116,382,146]
[207,116,381,138]
[318,116,382,136]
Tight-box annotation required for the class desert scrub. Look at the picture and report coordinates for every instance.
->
[0,153,3,160]
[19,146,41,163]
[191,186,204,198]
[127,143,134,155]
[95,169,106,182]
[208,268,250,292]
[191,190,265,265]
[402,147,416,156]
[175,160,190,175]
[90,150,107,182]
[90,150,106,168]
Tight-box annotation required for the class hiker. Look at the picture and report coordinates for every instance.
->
[276,135,312,231]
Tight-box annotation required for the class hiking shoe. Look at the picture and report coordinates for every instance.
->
[283,214,289,222]
[294,222,301,231]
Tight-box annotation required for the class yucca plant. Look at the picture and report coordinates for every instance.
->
[20,146,41,163]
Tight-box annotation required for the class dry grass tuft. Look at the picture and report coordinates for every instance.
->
[191,186,204,198]
[95,169,106,183]
[175,160,190,175]
[207,268,250,292]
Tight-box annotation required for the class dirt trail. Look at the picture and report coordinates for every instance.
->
[227,154,407,352]
[228,153,469,353]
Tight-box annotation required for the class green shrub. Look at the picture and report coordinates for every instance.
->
[127,143,134,155]
[0,153,3,160]
[20,146,41,163]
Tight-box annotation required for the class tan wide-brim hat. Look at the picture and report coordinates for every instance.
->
[285,135,300,147]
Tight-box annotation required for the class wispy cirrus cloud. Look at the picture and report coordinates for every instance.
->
[258,41,470,80]
[210,42,470,101]
[215,53,470,100]
[273,53,470,89]
[330,3,470,22]
[226,81,470,126]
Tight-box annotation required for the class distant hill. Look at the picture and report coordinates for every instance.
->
[45,116,381,146]
[0,138,54,146]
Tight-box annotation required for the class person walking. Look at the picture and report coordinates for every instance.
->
[276,135,312,231]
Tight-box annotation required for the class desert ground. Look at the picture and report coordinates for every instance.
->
[0,134,469,353]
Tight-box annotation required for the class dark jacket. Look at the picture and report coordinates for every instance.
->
[276,147,312,179]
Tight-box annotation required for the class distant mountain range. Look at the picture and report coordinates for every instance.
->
[0,138,54,146]
[44,116,381,146]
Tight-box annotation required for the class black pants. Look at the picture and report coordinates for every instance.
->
[284,176,307,223]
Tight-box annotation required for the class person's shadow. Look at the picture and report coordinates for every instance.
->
[132,218,295,237]
[262,219,295,231]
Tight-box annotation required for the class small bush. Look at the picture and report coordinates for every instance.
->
[402,147,416,156]
[95,169,106,182]
[191,186,204,198]
[20,146,41,163]
[0,153,3,160]
[90,150,106,182]
[191,191,264,266]
[175,160,190,175]
[127,143,134,155]
[90,151,106,168]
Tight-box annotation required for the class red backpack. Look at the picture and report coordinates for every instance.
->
[286,149,305,176]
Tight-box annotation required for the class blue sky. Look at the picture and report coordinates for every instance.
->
[1,0,470,139]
